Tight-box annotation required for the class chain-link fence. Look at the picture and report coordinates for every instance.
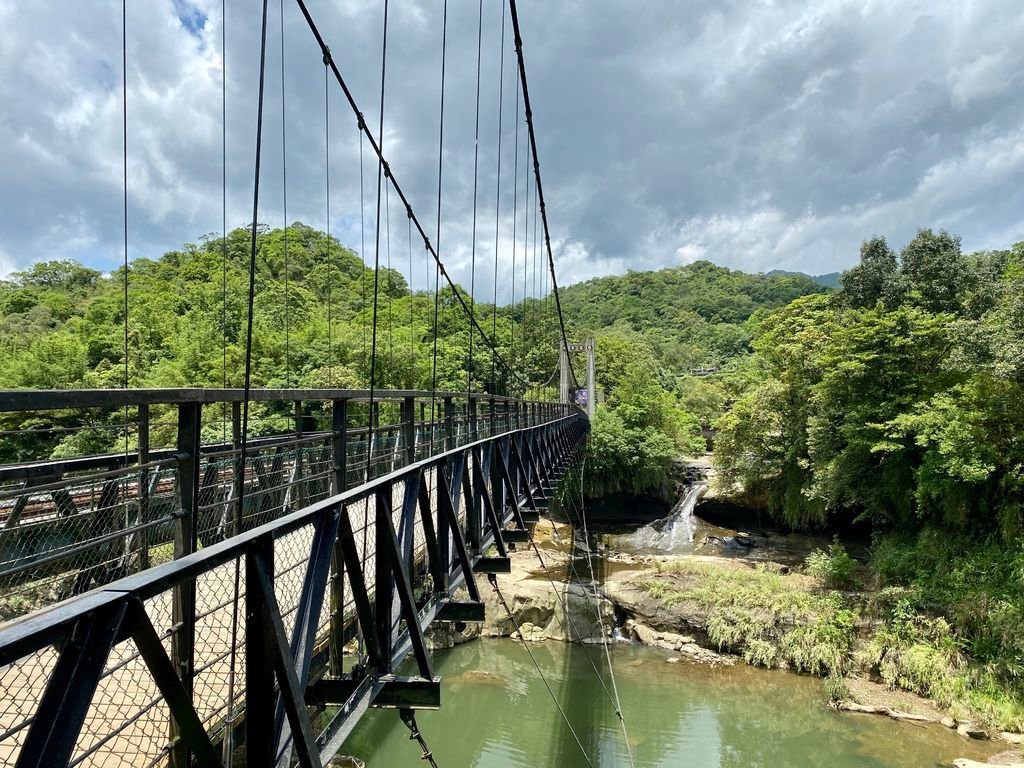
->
[0,389,578,767]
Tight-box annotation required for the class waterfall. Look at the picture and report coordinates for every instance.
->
[629,483,708,552]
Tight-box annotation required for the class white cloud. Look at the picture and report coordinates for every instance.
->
[1,0,1024,288]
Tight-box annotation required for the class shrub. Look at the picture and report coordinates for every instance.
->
[805,536,859,589]
[823,673,849,703]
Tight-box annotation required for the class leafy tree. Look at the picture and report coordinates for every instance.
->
[838,236,897,309]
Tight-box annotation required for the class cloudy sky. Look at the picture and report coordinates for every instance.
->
[2,0,1024,298]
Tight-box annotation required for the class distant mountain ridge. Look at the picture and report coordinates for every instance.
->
[764,269,841,288]
[559,259,829,370]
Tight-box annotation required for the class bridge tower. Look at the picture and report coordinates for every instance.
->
[560,339,596,418]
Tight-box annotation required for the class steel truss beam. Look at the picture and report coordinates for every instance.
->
[0,412,588,768]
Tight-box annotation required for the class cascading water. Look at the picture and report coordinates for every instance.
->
[628,482,707,553]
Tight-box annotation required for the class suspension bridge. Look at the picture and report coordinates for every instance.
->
[0,1,626,767]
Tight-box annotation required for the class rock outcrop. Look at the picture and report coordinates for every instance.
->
[478,548,615,643]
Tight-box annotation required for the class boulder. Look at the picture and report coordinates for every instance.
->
[480,551,614,643]
[957,721,990,740]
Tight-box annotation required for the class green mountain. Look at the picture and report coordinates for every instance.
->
[560,260,828,372]
[764,268,842,288]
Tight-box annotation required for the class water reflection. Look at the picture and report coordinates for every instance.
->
[340,640,992,767]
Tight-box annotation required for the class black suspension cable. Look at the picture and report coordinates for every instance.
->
[408,208,414,382]
[466,0,483,399]
[487,574,594,767]
[121,0,130,464]
[523,138,531,392]
[119,0,132,633]
[292,0,530,391]
[386,180,394,377]
[399,709,440,768]
[280,0,290,388]
[530,155,538,394]
[359,130,367,361]
[490,0,507,390]
[364,0,389,477]
[510,64,519,386]
[324,56,333,386]
[428,0,448,447]
[240,0,271,526]
[220,6,243,764]
[121,0,129,399]
[508,0,577,388]
[221,0,229,404]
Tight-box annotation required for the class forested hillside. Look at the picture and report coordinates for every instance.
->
[559,261,826,371]
[715,229,1024,729]
[0,223,560,396]
[519,262,832,498]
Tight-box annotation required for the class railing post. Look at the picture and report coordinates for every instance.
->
[369,402,380,477]
[293,399,304,508]
[468,398,478,443]
[401,396,416,466]
[137,403,150,571]
[231,401,243,534]
[488,396,496,437]
[329,399,348,676]
[245,536,275,764]
[419,401,426,455]
[171,402,200,768]
[444,397,455,451]
[331,399,348,493]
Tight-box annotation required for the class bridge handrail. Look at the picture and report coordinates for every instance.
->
[0,387,529,413]
[0,412,579,658]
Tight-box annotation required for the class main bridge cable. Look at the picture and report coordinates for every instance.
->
[365,0,389,479]
[466,0,482,401]
[488,573,594,767]
[428,0,448,448]
[507,0,579,390]
[240,0,271,595]
[292,0,533,392]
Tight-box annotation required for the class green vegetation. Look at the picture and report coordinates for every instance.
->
[711,229,1024,730]
[560,260,825,372]
[0,223,561,459]
[640,559,855,676]
[560,262,830,497]
[805,537,860,590]
[715,230,1024,536]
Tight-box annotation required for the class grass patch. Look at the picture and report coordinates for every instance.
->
[638,559,854,675]
[636,546,1024,731]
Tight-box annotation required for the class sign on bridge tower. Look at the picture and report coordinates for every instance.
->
[560,339,596,418]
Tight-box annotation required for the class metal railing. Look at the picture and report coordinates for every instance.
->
[0,388,586,768]
[0,389,564,621]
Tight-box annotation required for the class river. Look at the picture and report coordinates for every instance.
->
[340,638,993,767]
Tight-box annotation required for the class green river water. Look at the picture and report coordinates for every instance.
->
[341,638,994,767]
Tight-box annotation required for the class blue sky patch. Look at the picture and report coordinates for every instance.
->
[172,0,206,36]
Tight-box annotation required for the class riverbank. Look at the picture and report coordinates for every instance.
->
[458,517,1023,764]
